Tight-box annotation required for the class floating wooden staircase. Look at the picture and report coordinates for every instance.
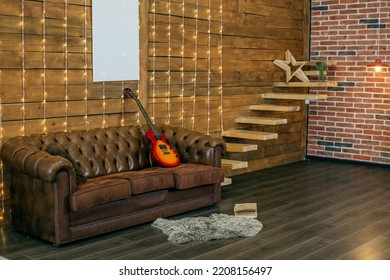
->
[220,57,335,185]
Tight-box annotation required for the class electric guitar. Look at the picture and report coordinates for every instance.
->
[123,88,180,167]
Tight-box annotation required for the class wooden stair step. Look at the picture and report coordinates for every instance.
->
[250,104,300,112]
[221,159,248,170]
[236,116,287,125]
[273,81,337,87]
[222,130,278,140]
[225,143,258,152]
[221,177,232,186]
[261,93,327,100]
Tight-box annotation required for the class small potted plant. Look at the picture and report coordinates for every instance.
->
[315,61,327,82]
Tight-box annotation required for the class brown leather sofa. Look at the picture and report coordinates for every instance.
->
[0,124,225,245]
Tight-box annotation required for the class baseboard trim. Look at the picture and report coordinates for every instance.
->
[305,155,390,168]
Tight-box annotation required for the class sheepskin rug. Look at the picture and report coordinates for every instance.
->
[151,213,263,244]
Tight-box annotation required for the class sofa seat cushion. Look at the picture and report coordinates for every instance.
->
[70,176,132,212]
[170,163,224,190]
[117,168,175,195]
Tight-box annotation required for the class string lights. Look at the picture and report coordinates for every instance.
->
[219,0,224,133]
[64,0,69,132]
[147,0,223,132]
[42,0,47,133]
[192,0,199,130]
[21,0,26,136]
[0,0,226,222]
[206,0,211,135]
[151,0,156,124]
[180,0,185,126]
[102,82,106,128]
[83,0,89,130]
[136,0,141,126]
[121,81,125,126]
[167,0,172,125]
[0,70,4,222]
[136,88,141,125]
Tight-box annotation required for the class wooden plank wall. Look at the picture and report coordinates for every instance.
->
[147,0,309,136]
[220,0,307,129]
[0,0,309,221]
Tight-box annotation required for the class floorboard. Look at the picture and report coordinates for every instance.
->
[1,157,390,260]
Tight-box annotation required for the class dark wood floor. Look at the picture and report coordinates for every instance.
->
[1,157,390,260]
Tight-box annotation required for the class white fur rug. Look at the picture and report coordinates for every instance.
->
[151,213,263,244]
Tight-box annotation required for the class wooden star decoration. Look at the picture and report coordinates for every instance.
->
[273,50,310,82]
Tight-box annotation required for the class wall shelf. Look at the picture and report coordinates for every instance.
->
[261,93,327,101]
[273,81,338,87]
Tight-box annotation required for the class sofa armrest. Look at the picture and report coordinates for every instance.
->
[1,137,75,183]
[157,125,226,167]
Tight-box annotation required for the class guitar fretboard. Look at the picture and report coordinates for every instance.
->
[124,88,161,140]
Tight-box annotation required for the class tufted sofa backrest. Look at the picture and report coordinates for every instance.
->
[37,125,152,178]
[1,124,226,182]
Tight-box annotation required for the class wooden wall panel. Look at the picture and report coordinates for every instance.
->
[0,0,309,222]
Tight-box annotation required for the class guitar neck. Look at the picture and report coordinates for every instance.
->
[132,96,161,139]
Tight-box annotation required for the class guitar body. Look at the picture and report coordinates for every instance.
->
[123,88,180,167]
[145,130,180,167]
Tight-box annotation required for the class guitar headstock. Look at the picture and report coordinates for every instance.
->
[123,88,137,100]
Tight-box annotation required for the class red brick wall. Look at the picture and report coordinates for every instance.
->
[308,0,390,164]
